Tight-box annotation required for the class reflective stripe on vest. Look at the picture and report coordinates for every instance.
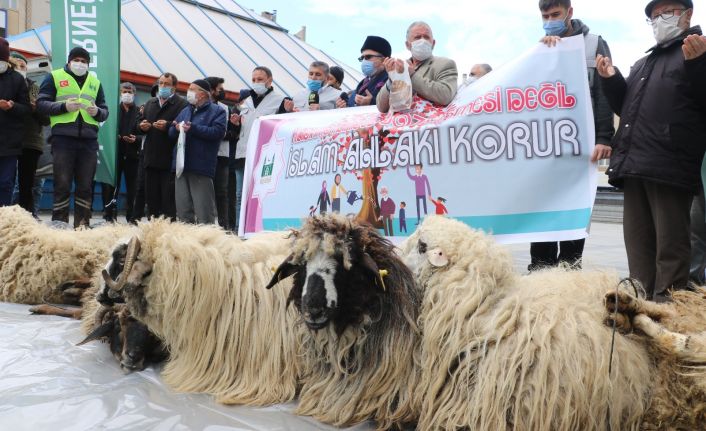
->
[50,69,101,128]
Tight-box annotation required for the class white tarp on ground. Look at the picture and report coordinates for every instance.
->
[0,302,373,431]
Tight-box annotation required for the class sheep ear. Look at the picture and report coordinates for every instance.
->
[426,247,449,267]
[76,321,115,346]
[266,254,300,289]
[361,253,386,291]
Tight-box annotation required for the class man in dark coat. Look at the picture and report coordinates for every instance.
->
[136,72,188,220]
[596,0,706,301]
[0,38,31,207]
[337,36,391,109]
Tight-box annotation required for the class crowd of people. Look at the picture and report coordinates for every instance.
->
[0,0,705,304]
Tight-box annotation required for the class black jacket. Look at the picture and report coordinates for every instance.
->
[0,69,31,157]
[36,65,109,141]
[136,95,189,171]
[601,26,706,192]
[118,103,140,159]
[567,19,615,146]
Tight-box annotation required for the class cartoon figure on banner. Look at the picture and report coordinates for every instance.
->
[429,196,448,215]
[377,186,396,236]
[399,201,407,233]
[316,180,331,215]
[407,164,433,225]
[308,205,316,218]
[330,173,348,213]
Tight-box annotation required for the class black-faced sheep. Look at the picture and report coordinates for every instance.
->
[104,219,301,405]
[266,214,422,430]
[0,205,135,305]
[605,286,706,429]
[399,215,653,431]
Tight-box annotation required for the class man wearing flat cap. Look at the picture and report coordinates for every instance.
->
[37,46,109,228]
[337,36,391,108]
[168,79,226,225]
[0,37,31,208]
[596,0,706,302]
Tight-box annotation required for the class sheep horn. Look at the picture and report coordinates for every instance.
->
[112,237,141,292]
[101,269,118,291]
[77,321,115,346]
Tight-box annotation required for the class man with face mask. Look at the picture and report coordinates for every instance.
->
[0,39,31,208]
[337,36,391,109]
[377,22,458,113]
[8,51,48,216]
[136,72,188,221]
[528,0,616,272]
[168,79,226,225]
[205,76,230,229]
[596,0,706,302]
[36,47,109,228]
[233,66,286,233]
[101,82,140,223]
[284,61,339,112]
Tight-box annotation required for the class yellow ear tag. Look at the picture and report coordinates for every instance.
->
[378,269,389,291]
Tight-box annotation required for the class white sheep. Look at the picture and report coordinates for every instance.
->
[399,216,653,430]
[0,206,135,305]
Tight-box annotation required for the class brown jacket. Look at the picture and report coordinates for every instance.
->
[377,55,458,112]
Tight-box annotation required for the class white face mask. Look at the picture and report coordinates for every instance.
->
[251,82,268,95]
[69,61,88,76]
[410,39,433,61]
[186,90,198,105]
[0,61,8,74]
[121,93,135,104]
[652,14,685,44]
[466,76,478,85]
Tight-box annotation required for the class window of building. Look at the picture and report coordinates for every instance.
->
[0,0,19,10]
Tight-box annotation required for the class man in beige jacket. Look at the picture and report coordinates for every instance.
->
[376,21,458,112]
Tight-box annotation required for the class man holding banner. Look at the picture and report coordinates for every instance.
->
[529,0,615,271]
[37,47,109,228]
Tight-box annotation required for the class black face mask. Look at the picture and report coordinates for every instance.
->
[215,90,225,101]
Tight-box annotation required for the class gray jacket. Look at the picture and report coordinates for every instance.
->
[377,55,458,112]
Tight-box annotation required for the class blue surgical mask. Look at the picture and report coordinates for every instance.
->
[158,86,173,99]
[307,79,323,92]
[543,15,568,36]
[361,60,376,77]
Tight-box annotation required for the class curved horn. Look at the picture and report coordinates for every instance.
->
[112,237,141,292]
[101,269,118,291]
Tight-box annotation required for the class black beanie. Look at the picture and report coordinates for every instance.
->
[192,78,212,93]
[360,36,392,58]
[0,37,9,62]
[330,66,344,85]
[68,46,91,62]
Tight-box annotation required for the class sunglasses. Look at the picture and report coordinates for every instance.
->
[358,54,385,62]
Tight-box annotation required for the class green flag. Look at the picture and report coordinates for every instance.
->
[50,1,121,186]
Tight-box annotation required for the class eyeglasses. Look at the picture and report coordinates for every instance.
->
[358,54,384,62]
[646,9,685,24]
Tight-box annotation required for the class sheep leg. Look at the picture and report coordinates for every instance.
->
[56,278,93,305]
[633,314,706,365]
[29,304,82,320]
[604,291,673,320]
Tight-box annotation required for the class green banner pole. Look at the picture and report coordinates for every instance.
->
[50,0,121,186]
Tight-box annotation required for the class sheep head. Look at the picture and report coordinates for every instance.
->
[101,236,142,293]
[96,238,130,305]
[267,214,416,334]
[399,216,514,291]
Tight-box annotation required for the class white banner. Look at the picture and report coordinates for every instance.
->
[240,36,596,244]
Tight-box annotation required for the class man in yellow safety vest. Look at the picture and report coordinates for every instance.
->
[37,47,109,228]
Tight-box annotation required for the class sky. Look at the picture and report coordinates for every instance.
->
[238,0,706,79]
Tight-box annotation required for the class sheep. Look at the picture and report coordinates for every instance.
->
[103,218,301,405]
[29,238,167,372]
[266,214,423,430]
[398,215,653,431]
[0,205,135,305]
[604,286,706,429]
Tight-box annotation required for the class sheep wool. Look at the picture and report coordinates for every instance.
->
[116,219,300,406]
[401,216,653,431]
[0,206,135,305]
